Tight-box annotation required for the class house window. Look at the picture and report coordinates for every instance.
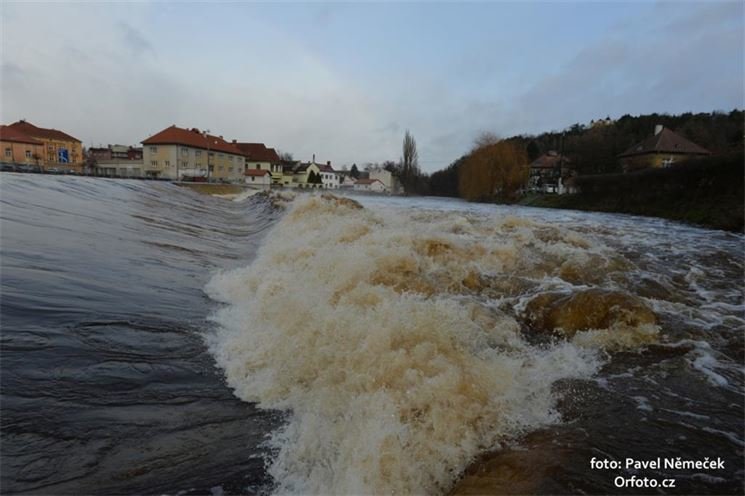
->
[228,156,233,162]
[151,160,158,166]
[219,153,224,158]
[4,148,10,158]
[150,146,157,153]
[195,150,202,157]
[165,160,170,167]
[209,152,214,157]
[181,148,188,155]
[25,150,32,158]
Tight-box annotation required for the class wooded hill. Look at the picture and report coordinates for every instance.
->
[429,109,744,197]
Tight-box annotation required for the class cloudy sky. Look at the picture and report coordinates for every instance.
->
[1,1,742,172]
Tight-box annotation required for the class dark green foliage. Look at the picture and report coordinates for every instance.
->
[522,153,744,232]
[350,164,360,179]
[308,171,322,184]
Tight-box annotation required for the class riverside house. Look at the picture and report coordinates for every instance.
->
[281,161,322,188]
[6,120,83,172]
[619,125,711,172]
[317,161,340,189]
[244,169,272,188]
[528,151,575,194]
[234,143,282,183]
[142,126,245,181]
[354,178,388,193]
[0,125,44,167]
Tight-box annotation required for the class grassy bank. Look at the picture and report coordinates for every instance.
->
[519,153,744,232]
[175,183,249,196]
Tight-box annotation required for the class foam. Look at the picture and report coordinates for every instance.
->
[205,195,656,494]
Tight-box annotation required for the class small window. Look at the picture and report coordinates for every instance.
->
[25,150,32,158]
[4,148,11,158]
[151,160,158,166]
[165,161,170,167]
[195,150,202,156]
[150,146,157,153]
[181,148,188,155]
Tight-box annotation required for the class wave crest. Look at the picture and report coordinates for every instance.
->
[205,195,653,494]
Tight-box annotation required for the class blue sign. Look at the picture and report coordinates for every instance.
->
[58,148,69,163]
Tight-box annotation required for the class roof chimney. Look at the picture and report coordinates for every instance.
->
[232,139,237,144]
[654,124,663,135]
[327,161,331,166]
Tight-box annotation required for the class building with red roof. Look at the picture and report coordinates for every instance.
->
[6,120,83,171]
[234,142,282,183]
[141,125,246,181]
[0,125,44,167]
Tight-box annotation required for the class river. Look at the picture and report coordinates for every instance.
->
[1,173,743,495]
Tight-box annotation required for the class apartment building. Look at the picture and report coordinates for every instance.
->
[141,126,245,181]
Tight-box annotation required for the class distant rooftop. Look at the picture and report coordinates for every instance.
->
[619,127,711,158]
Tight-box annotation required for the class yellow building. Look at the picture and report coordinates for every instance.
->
[6,120,83,172]
[141,126,245,182]
[619,125,711,173]
[281,161,322,188]
[1,125,44,167]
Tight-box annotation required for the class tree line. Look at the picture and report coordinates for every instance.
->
[426,109,744,200]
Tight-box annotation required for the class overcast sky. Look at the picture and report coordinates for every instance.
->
[2,1,742,171]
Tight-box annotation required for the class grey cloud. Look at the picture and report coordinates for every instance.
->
[118,22,154,56]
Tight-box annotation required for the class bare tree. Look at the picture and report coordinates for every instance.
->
[278,151,294,162]
[472,131,500,150]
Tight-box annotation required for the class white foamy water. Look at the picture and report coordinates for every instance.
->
[203,195,683,495]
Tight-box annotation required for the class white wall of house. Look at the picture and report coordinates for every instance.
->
[320,171,340,189]
[245,173,272,187]
[354,180,387,193]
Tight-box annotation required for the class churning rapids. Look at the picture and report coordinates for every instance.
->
[1,173,743,495]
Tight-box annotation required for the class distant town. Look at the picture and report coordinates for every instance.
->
[0,120,401,194]
[1,110,742,231]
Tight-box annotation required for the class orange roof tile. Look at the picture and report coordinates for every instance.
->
[235,143,280,162]
[7,120,81,143]
[142,125,244,155]
[0,125,44,145]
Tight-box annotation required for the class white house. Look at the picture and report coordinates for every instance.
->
[339,174,356,188]
[317,162,340,189]
[354,178,387,193]
[244,168,272,188]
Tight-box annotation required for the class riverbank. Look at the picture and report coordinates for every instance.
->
[175,182,253,196]
[519,153,744,232]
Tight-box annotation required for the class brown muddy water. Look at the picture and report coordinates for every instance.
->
[2,174,743,495]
